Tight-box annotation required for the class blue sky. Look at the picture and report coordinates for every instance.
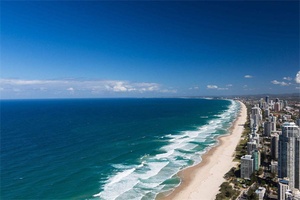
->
[1,1,299,99]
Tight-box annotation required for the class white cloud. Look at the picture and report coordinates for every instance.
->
[271,80,289,86]
[207,85,228,90]
[226,84,233,87]
[67,87,74,91]
[296,71,300,84]
[244,75,253,78]
[0,78,172,95]
[207,85,218,89]
[0,79,61,85]
[283,77,292,81]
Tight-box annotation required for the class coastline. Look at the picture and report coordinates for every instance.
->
[157,100,247,200]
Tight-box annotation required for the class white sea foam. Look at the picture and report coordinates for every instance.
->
[139,161,169,180]
[106,168,136,186]
[94,100,240,200]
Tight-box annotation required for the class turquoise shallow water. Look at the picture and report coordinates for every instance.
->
[0,98,239,199]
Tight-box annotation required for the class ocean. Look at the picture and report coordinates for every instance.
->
[0,98,240,199]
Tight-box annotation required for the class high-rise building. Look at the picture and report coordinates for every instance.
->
[278,179,289,200]
[270,114,277,132]
[284,100,288,108]
[271,133,279,160]
[265,96,269,105]
[264,120,272,137]
[275,102,281,112]
[297,119,300,127]
[241,155,254,179]
[265,108,270,118]
[247,140,257,155]
[280,100,284,110]
[270,160,278,174]
[259,98,266,109]
[278,122,300,191]
[251,106,262,128]
[252,149,261,171]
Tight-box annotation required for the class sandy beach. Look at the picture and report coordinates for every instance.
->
[158,101,247,200]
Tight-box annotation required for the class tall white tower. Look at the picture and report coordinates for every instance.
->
[278,122,300,191]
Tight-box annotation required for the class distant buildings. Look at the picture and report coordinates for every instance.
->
[275,102,281,112]
[239,96,300,200]
[266,96,269,106]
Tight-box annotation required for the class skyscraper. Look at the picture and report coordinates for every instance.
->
[265,96,269,105]
[251,105,262,128]
[270,114,277,132]
[241,155,254,179]
[271,133,279,160]
[252,150,261,171]
[274,102,281,112]
[278,122,300,191]
[278,179,289,200]
[264,119,271,137]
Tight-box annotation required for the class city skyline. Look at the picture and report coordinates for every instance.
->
[1,1,299,99]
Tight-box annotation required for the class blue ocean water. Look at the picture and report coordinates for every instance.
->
[0,98,239,199]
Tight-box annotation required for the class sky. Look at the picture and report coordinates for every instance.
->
[1,1,299,99]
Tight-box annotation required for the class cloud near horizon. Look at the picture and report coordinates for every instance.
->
[0,78,176,98]
[296,71,300,84]
[271,80,289,86]
[244,75,253,78]
[283,76,292,81]
[207,85,228,90]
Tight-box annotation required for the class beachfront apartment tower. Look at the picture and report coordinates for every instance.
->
[251,106,262,128]
[241,155,254,180]
[278,122,300,191]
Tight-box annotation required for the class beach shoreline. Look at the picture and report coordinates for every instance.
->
[157,100,247,200]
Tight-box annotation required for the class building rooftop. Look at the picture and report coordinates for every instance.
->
[279,179,289,185]
[282,122,297,127]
